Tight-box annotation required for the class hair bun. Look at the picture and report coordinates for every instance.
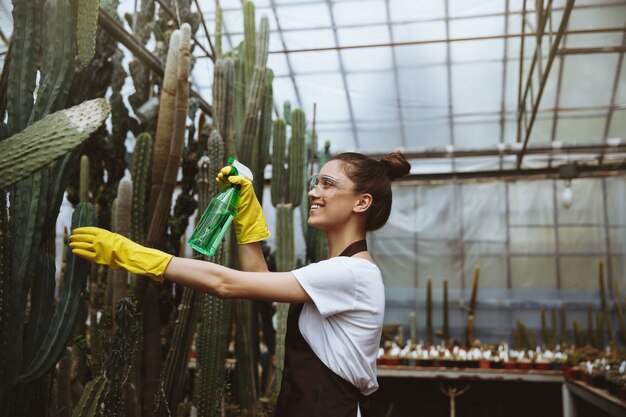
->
[380,152,411,181]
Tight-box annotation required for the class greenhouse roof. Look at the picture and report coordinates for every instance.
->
[1,0,624,179]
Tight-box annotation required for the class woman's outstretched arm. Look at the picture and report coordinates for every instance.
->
[164,255,309,303]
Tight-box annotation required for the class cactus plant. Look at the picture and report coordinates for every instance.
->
[147,24,191,249]
[213,58,235,159]
[215,2,223,58]
[598,261,616,348]
[130,133,153,247]
[287,109,305,208]
[271,119,287,206]
[0,98,111,189]
[112,179,132,324]
[587,304,595,347]
[254,69,273,201]
[426,278,433,345]
[243,1,256,90]
[71,375,108,417]
[147,28,181,215]
[613,281,626,345]
[443,280,449,344]
[76,0,100,70]
[19,202,97,383]
[560,305,568,346]
[237,16,270,171]
[195,131,234,417]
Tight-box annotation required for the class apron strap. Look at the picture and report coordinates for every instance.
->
[339,240,368,257]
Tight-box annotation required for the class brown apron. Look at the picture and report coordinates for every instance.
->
[274,240,371,417]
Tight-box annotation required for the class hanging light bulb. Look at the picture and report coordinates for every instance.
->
[561,180,573,209]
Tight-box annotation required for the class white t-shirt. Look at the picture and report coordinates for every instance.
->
[291,256,385,397]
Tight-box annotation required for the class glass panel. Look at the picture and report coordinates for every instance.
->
[283,29,336,50]
[606,178,626,226]
[314,128,354,152]
[297,73,351,121]
[454,117,501,148]
[463,251,508,289]
[288,49,340,74]
[398,66,449,117]
[560,55,620,108]
[610,228,626,255]
[449,16,505,38]
[357,128,403,153]
[389,0,445,21]
[394,43,448,67]
[333,0,387,26]
[275,3,332,30]
[451,39,505,62]
[374,251,416,288]
[349,71,399,122]
[560,256,604,290]
[511,256,557,289]
[416,185,462,239]
[510,226,556,254]
[451,62,503,113]
[608,109,626,139]
[555,115,606,145]
[509,180,555,226]
[341,45,393,72]
[417,241,463,289]
[559,227,607,253]
[462,182,507,241]
[449,0,505,17]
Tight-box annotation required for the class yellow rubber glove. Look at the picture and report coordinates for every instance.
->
[69,227,173,282]
[216,166,270,244]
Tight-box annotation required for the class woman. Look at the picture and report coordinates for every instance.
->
[70,151,411,417]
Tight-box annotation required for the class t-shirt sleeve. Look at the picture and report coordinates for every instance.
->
[291,258,357,318]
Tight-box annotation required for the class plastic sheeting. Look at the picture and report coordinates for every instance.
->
[368,176,626,344]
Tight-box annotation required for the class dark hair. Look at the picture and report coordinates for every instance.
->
[331,152,411,231]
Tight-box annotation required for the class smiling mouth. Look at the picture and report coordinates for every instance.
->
[310,204,323,210]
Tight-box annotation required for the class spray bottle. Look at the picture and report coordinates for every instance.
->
[188,157,253,257]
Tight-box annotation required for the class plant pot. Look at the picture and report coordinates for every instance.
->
[478,359,490,369]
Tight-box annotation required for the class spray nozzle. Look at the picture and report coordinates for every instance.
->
[227,157,254,181]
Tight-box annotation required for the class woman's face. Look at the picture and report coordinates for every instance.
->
[307,160,358,230]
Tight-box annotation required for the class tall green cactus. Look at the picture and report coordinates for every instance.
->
[238,16,270,171]
[147,27,181,216]
[76,0,100,71]
[103,298,140,417]
[155,287,199,417]
[560,305,568,346]
[112,179,131,322]
[613,281,626,345]
[130,133,153,247]
[425,278,433,345]
[442,280,449,343]
[243,1,256,90]
[254,69,273,201]
[271,119,287,206]
[196,131,233,417]
[19,202,97,383]
[598,261,616,348]
[71,375,108,417]
[287,109,305,207]
[212,58,235,159]
[215,2,223,58]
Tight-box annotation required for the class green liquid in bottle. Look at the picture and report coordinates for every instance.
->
[188,186,240,257]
